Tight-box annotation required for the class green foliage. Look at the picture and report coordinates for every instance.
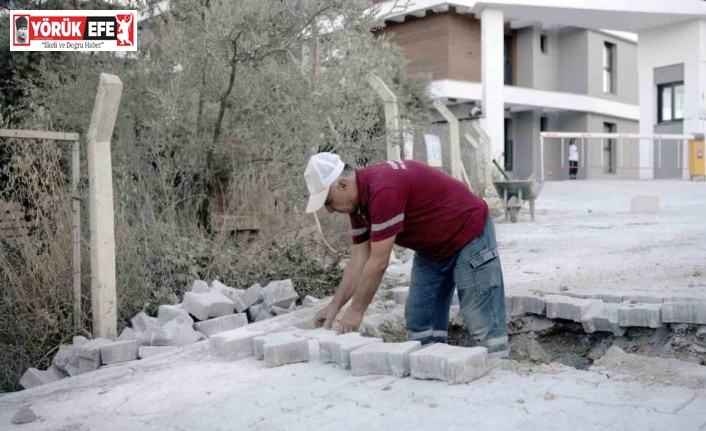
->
[0,0,430,391]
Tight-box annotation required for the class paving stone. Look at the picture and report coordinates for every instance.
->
[253,332,309,367]
[52,344,74,375]
[263,279,298,308]
[350,341,422,377]
[47,365,67,380]
[622,294,669,304]
[511,294,546,315]
[100,340,139,365]
[19,366,66,389]
[302,296,320,306]
[157,304,194,325]
[662,301,706,324]
[210,327,266,360]
[255,308,275,322]
[131,312,160,336]
[190,279,210,293]
[182,291,236,320]
[617,303,662,328]
[564,291,589,299]
[247,302,267,321]
[409,343,489,384]
[138,346,177,359]
[545,295,598,322]
[588,293,624,304]
[19,368,45,389]
[251,329,305,359]
[117,327,137,342]
[270,305,292,316]
[194,313,248,338]
[150,327,173,346]
[631,195,659,213]
[162,316,206,346]
[581,302,627,336]
[78,357,101,374]
[389,286,409,305]
[73,336,89,346]
[75,338,113,372]
[11,406,37,424]
[211,280,244,302]
[319,332,383,369]
[234,283,264,313]
[300,328,339,341]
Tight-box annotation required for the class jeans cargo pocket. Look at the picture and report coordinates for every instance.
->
[469,249,498,269]
[468,248,501,299]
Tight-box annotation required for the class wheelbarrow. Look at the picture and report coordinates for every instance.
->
[493,180,544,223]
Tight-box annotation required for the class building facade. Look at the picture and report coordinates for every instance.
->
[373,0,706,180]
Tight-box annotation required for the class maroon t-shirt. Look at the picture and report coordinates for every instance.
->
[350,160,488,261]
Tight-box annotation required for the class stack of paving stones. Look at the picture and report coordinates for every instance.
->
[19,278,308,390]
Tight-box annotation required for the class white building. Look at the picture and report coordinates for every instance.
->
[374,0,706,180]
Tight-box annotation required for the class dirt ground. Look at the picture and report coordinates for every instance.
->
[496,179,706,299]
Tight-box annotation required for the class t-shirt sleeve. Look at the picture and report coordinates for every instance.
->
[369,186,407,242]
[349,213,370,244]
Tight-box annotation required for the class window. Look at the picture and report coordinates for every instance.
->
[540,34,547,54]
[504,36,513,85]
[540,116,548,132]
[658,82,685,123]
[603,42,615,94]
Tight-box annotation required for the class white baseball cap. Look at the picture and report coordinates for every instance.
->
[304,152,345,213]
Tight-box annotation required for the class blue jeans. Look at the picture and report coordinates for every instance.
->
[405,214,509,358]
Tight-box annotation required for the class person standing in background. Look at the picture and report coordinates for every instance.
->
[569,139,579,180]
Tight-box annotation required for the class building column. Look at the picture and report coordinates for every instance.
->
[480,8,505,162]
[637,55,655,179]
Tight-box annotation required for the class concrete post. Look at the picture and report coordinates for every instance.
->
[432,99,461,180]
[367,73,401,161]
[72,139,81,332]
[480,8,505,161]
[86,73,123,338]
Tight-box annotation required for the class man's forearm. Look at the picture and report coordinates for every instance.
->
[349,259,386,314]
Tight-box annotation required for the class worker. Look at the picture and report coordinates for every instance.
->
[304,152,509,359]
[569,138,579,180]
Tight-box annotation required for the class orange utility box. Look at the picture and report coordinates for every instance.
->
[690,139,705,180]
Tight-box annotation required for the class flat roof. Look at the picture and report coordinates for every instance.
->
[375,0,706,33]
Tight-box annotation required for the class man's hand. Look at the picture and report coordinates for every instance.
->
[338,308,365,334]
[313,303,340,329]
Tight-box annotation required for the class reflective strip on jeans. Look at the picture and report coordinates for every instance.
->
[407,330,448,340]
[481,336,508,348]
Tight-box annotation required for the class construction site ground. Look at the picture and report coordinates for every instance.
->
[2,179,706,430]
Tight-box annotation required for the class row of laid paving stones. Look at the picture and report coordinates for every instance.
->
[210,326,489,384]
[512,292,706,335]
[20,279,321,390]
[386,286,706,336]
